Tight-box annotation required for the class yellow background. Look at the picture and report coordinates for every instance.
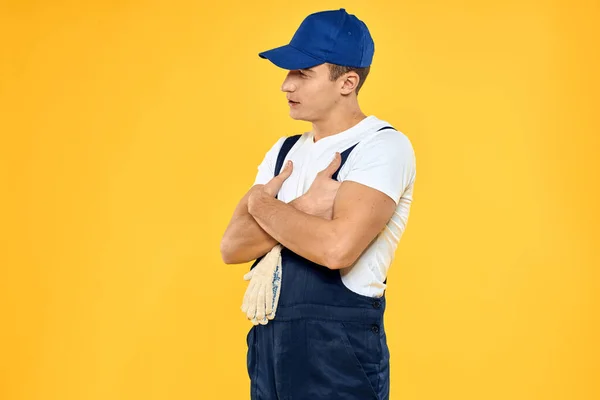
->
[1,0,598,399]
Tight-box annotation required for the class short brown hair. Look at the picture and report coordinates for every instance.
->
[327,64,371,96]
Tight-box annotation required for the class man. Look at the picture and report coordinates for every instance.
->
[220,8,416,400]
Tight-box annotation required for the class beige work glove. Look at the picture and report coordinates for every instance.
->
[241,244,283,325]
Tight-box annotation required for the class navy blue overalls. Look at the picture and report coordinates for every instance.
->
[246,126,396,400]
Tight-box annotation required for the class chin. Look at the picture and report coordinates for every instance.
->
[290,116,312,122]
[289,110,312,122]
[288,111,302,121]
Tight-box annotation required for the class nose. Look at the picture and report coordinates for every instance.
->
[281,71,297,93]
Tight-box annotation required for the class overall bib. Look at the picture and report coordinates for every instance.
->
[246,126,395,400]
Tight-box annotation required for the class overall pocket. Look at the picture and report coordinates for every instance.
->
[341,321,383,394]
[305,320,380,400]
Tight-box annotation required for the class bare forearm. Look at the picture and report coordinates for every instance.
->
[248,189,340,269]
[220,188,312,264]
[221,213,276,264]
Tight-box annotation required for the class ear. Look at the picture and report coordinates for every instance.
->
[339,71,360,95]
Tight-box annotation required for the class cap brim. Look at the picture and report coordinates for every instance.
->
[258,44,324,70]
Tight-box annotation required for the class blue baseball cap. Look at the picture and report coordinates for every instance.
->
[258,8,374,70]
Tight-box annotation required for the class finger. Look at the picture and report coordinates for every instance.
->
[246,283,259,320]
[267,160,293,187]
[278,160,293,178]
[242,281,258,316]
[322,152,341,177]
[263,161,293,197]
[243,278,256,303]
[272,160,293,182]
[243,269,254,281]
[256,282,266,321]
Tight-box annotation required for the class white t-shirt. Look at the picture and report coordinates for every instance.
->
[253,115,416,298]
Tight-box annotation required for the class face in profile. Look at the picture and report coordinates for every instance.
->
[281,63,348,122]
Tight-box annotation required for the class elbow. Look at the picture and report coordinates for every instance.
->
[220,243,232,264]
[323,240,354,270]
[326,254,354,270]
[220,238,237,265]
[326,260,345,270]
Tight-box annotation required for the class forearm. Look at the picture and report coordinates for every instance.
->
[248,190,340,269]
[220,187,312,264]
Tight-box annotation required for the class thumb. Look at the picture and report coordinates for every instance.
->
[277,160,293,180]
[264,160,293,197]
[243,269,254,281]
[323,152,341,177]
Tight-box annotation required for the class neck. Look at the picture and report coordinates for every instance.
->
[311,108,368,143]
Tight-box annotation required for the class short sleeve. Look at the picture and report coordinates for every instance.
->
[342,130,416,205]
[253,136,287,186]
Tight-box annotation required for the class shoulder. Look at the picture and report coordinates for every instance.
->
[352,126,415,163]
[261,135,295,161]
[267,136,288,154]
[268,132,306,153]
[338,125,416,205]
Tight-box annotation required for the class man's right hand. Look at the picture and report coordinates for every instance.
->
[302,152,343,220]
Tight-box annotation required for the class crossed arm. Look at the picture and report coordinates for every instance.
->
[221,180,396,270]
[220,187,313,264]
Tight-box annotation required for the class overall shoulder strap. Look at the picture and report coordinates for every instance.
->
[275,135,302,177]
[331,125,396,181]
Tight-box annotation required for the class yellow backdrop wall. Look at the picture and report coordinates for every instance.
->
[1,1,598,399]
